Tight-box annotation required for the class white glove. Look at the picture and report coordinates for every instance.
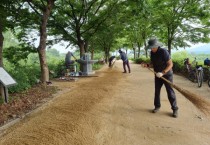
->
[156,72,163,78]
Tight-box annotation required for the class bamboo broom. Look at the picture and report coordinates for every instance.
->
[146,66,210,115]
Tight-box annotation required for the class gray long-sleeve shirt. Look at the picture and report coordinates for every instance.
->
[120,51,128,62]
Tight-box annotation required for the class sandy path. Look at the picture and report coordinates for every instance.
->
[0,61,210,145]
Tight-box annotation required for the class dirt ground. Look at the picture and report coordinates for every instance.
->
[0,60,210,145]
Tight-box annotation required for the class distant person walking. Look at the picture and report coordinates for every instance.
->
[118,49,131,73]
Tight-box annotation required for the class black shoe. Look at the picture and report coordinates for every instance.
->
[172,110,178,118]
[122,71,127,73]
[152,108,160,113]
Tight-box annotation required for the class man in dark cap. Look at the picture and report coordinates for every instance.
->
[118,49,131,73]
[146,38,178,118]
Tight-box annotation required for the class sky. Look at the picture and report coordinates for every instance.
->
[170,42,206,53]
[53,42,76,54]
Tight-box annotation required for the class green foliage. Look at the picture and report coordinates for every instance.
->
[172,51,210,73]
[150,0,210,53]
[3,31,18,48]
[2,0,210,95]
[134,56,150,64]
[5,64,40,93]
[0,0,17,31]
[50,0,119,57]
[92,63,103,70]
[0,97,4,104]
[3,30,37,66]
[49,60,66,78]
[2,47,65,93]
[46,48,60,57]
[92,52,104,60]
[171,51,189,72]
[3,45,37,65]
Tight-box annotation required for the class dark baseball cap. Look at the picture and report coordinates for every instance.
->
[146,38,161,49]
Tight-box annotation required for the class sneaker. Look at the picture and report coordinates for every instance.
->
[172,110,178,118]
[152,108,160,113]
[122,71,127,73]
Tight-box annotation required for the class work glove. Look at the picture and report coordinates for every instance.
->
[156,72,163,78]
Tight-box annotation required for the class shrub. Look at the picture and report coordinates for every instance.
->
[6,65,40,93]
[93,63,103,70]
[134,57,150,64]
[172,51,190,73]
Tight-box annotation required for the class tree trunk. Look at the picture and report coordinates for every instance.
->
[78,39,85,58]
[0,23,4,67]
[168,42,172,55]
[167,38,172,55]
[167,27,173,55]
[144,39,148,58]
[91,49,94,60]
[104,46,110,64]
[142,32,147,57]
[0,23,4,99]
[84,40,88,53]
[77,39,85,71]
[37,0,54,83]
[137,42,141,58]
[132,44,136,59]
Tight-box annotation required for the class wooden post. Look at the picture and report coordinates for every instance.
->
[0,83,4,101]
[3,86,8,103]
[0,67,17,103]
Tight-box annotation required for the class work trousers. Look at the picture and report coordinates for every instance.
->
[65,61,75,69]
[123,60,131,73]
[154,74,178,111]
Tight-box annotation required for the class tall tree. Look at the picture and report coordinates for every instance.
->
[151,0,210,54]
[50,0,118,58]
[0,0,20,98]
[0,0,17,67]
[115,0,154,58]
[16,0,56,83]
[90,23,118,63]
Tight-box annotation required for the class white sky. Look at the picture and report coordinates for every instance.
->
[52,43,76,54]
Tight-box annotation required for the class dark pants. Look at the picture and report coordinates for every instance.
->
[109,62,111,67]
[154,74,178,111]
[123,60,131,73]
[65,61,75,69]
[109,60,113,67]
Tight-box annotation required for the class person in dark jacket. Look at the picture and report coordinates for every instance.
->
[118,49,131,73]
[146,38,178,118]
[108,56,116,67]
[65,51,76,69]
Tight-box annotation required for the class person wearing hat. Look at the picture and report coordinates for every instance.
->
[146,38,178,118]
[118,49,131,73]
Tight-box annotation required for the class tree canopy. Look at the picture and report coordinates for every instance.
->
[1,0,210,83]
